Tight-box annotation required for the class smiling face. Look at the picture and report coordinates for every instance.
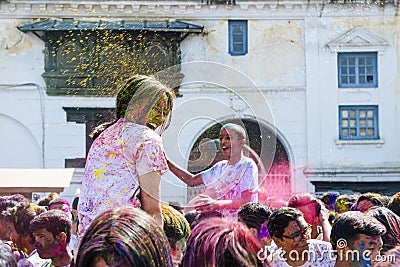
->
[219,127,245,160]
[146,93,172,130]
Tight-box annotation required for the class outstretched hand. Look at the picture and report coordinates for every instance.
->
[192,194,218,212]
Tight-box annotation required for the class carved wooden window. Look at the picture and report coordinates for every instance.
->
[43,31,181,96]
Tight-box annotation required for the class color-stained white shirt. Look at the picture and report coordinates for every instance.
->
[17,250,51,267]
[201,156,258,216]
[266,239,336,267]
[78,118,168,238]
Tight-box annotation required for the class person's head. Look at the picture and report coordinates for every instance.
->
[180,217,263,267]
[219,123,247,159]
[75,206,172,267]
[356,192,386,213]
[335,194,358,214]
[184,210,199,229]
[388,192,400,217]
[0,241,17,267]
[4,203,46,254]
[287,193,322,225]
[37,192,60,208]
[168,201,184,215]
[189,210,223,230]
[331,211,386,266]
[161,204,190,264]
[49,198,71,214]
[321,191,340,211]
[0,194,29,241]
[267,207,311,255]
[30,209,72,260]
[367,207,400,253]
[117,74,175,132]
[238,202,272,245]
[71,196,80,235]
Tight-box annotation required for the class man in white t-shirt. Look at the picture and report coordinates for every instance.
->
[167,123,258,216]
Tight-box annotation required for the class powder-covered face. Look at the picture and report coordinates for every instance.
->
[357,200,375,213]
[275,218,311,254]
[146,93,171,130]
[33,228,63,259]
[349,234,383,267]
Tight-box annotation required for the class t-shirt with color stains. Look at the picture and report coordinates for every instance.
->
[77,118,168,239]
[200,156,258,216]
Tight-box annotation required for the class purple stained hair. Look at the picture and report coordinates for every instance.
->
[180,217,263,267]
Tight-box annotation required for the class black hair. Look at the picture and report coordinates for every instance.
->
[267,207,303,238]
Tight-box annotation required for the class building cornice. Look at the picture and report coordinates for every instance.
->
[0,1,392,19]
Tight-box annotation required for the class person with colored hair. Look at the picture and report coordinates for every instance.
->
[331,211,386,267]
[74,206,173,267]
[49,198,71,214]
[334,194,358,214]
[367,207,400,253]
[3,203,49,266]
[388,192,400,217]
[356,192,388,213]
[167,123,258,217]
[180,217,264,267]
[321,191,340,225]
[78,74,175,238]
[30,209,73,267]
[37,193,60,208]
[267,207,335,267]
[287,193,332,242]
[0,194,30,262]
[237,202,273,246]
[321,192,340,211]
[161,204,190,266]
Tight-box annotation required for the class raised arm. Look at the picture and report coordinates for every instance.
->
[167,159,204,187]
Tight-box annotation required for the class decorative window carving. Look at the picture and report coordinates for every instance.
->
[19,19,203,96]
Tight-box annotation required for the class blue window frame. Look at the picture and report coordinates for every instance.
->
[338,52,378,88]
[228,20,247,56]
[339,105,379,140]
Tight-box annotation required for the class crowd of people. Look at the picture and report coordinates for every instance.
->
[1,74,400,266]
[1,191,400,266]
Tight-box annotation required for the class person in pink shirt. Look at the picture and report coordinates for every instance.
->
[78,75,175,239]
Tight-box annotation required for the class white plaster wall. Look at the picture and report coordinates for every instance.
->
[306,15,400,170]
[0,86,44,167]
[0,20,46,86]
[43,96,115,168]
[181,19,305,88]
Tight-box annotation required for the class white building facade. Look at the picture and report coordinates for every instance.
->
[0,0,399,205]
